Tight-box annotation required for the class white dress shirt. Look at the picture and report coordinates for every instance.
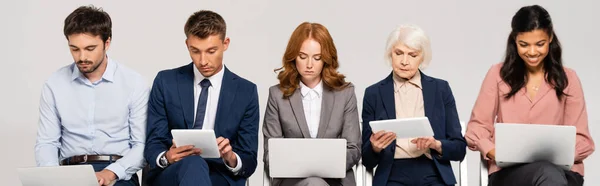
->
[192,64,223,130]
[156,64,242,173]
[300,80,323,138]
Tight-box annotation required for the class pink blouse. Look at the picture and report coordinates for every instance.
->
[465,63,595,176]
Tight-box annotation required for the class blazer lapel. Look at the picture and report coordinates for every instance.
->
[214,67,238,137]
[379,73,396,119]
[316,87,334,138]
[288,90,311,138]
[421,71,436,123]
[177,63,195,129]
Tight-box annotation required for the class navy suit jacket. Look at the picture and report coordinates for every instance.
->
[144,63,259,186]
[361,71,466,185]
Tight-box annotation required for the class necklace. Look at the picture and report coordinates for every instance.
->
[531,85,539,92]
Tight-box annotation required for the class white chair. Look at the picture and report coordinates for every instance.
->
[263,168,270,186]
[353,162,362,186]
[364,166,375,186]
[460,159,469,186]
[458,121,469,186]
[480,157,489,186]
[363,121,469,186]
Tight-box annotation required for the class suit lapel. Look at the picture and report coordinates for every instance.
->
[177,63,195,129]
[421,71,436,121]
[379,73,396,119]
[316,87,334,138]
[214,67,237,137]
[288,90,312,138]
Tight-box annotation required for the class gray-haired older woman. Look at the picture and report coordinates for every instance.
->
[361,25,466,186]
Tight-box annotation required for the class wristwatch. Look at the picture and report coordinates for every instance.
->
[159,154,169,167]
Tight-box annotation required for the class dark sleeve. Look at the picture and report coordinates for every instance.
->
[433,81,467,161]
[144,72,171,169]
[342,86,361,171]
[361,88,380,170]
[232,84,260,178]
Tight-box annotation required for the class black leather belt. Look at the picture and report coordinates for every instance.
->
[60,155,123,165]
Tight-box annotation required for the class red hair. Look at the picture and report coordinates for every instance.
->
[275,22,348,98]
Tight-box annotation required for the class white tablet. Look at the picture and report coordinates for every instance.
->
[171,129,221,158]
[369,117,434,138]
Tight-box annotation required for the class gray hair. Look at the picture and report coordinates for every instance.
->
[384,24,432,69]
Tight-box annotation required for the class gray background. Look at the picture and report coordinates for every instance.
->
[1,0,597,185]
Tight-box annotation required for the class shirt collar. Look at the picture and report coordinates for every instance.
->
[71,56,116,83]
[300,80,323,98]
[393,71,422,91]
[193,63,225,90]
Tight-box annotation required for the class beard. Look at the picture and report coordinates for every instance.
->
[76,55,105,74]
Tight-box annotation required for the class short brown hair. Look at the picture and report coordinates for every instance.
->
[184,10,226,40]
[64,5,112,42]
[276,22,349,98]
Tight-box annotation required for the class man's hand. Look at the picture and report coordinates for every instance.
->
[370,131,397,154]
[95,169,117,186]
[166,139,202,164]
[487,148,496,160]
[217,137,237,167]
[411,136,442,153]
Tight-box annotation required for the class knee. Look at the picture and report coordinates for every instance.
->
[157,156,211,186]
[177,156,208,170]
[531,161,562,176]
[298,177,329,186]
[530,161,567,184]
[112,180,137,186]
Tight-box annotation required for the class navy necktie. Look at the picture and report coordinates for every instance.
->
[194,79,211,129]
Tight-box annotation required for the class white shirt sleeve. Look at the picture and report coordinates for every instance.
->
[224,152,243,174]
[156,151,167,168]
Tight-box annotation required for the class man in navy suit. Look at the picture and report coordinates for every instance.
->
[144,10,259,186]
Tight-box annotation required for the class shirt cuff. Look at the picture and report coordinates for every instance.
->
[104,162,127,181]
[156,151,167,169]
[224,152,242,174]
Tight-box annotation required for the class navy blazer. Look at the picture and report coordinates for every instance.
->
[361,71,466,185]
[144,63,259,186]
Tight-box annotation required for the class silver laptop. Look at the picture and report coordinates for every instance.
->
[495,123,576,170]
[268,138,346,178]
[18,165,99,186]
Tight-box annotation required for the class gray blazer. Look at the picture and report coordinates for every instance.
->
[263,83,361,186]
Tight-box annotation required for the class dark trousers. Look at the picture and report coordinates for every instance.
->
[153,156,229,186]
[489,161,584,186]
[88,162,140,186]
[386,156,448,186]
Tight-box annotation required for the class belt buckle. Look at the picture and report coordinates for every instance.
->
[82,155,88,163]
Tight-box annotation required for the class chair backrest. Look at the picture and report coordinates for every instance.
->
[364,167,375,186]
[480,157,489,186]
[458,121,468,186]
[353,163,361,186]
[263,168,271,186]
